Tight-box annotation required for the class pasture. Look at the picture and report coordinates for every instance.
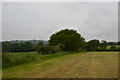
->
[3,51,118,78]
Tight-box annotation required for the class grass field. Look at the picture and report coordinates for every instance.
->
[106,45,120,49]
[3,51,118,78]
[2,51,82,68]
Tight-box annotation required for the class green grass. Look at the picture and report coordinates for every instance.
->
[106,45,120,49]
[3,51,118,78]
[3,50,84,69]
[3,51,86,78]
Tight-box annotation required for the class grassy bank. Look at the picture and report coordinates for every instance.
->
[3,50,84,69]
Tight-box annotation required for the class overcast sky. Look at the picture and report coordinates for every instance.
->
[2,2,118,41]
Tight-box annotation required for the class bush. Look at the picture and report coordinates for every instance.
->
[37,46,61,55]
[110,45,117,49]
[85,39,100,51]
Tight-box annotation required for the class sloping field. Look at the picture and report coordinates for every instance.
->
[3,51,118,78]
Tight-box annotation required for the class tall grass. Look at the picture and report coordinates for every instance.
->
[3,51,81,69]
[3,52,37,68]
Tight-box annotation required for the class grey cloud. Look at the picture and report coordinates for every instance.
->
[2,2,118,41]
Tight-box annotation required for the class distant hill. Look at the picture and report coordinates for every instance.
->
[9,40,49,45]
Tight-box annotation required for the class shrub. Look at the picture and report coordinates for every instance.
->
[110,45,117,49]
[85,39,100,51]
[37,46,61,55]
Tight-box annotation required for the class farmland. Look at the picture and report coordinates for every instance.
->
[3,51,118,78]
[2,2,119,79]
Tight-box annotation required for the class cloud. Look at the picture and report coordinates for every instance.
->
[2,2,118,41]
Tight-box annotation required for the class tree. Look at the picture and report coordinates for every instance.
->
[86,39,100,51]
[100,40,108,49]
[36,41,44,50]
[10,43,19,52]
[19,42,33,52]
[108,42,117,45]
[2,41,11,52]
[117,41,120,45]
[37,46,61,54]
[49,29,85,51]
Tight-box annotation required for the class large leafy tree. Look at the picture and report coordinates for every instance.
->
[100,40,108,49]
[49,29,85,51]
[86,39,100,51]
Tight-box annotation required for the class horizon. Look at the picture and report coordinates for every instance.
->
[1,38,119,42]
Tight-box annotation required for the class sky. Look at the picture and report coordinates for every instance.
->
[1,0,119,2]
[2,2,118,41]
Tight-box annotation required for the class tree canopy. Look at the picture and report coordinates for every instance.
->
[86,39,100,51]
[100,40,108,49]
[49,29,85,51]
[36,41,44,50]
[2,41,33,52]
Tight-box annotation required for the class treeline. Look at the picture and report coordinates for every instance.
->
[107,41,120,45]
[48,29,120,51]
[2,41,43,52]
[85,40,120,51]
[2,41,61,55]
[2,29,120,54]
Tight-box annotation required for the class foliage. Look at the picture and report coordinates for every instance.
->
[2,41,33,52]
[117,41,120,45]
[100,40,108,49]
[37,46,61,54]
[86,39,100,51]
[36,41,44,50]
[10,43,19,52]
[49,29,85,51]
[19,42,33,52]
[107,42,117,45]
[110,45,117,49]
[2,42,11,52]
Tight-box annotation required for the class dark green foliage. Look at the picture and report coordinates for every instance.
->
[2,42,11,52]
[100,40,108,49]
[108,42,117,45]
[49,29,85,51]
[19,42,33,52]
[2,41,33,52]
[37,46,61,54]
[117,41,120,45]
[10,43,19,52]
[86,39,100,51]
[36,41,44,50]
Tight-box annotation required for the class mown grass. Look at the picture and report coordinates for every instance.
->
[3,51,118,78]
[3,51,86,78]
[3,50,84,69]
[106,45,120,49]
